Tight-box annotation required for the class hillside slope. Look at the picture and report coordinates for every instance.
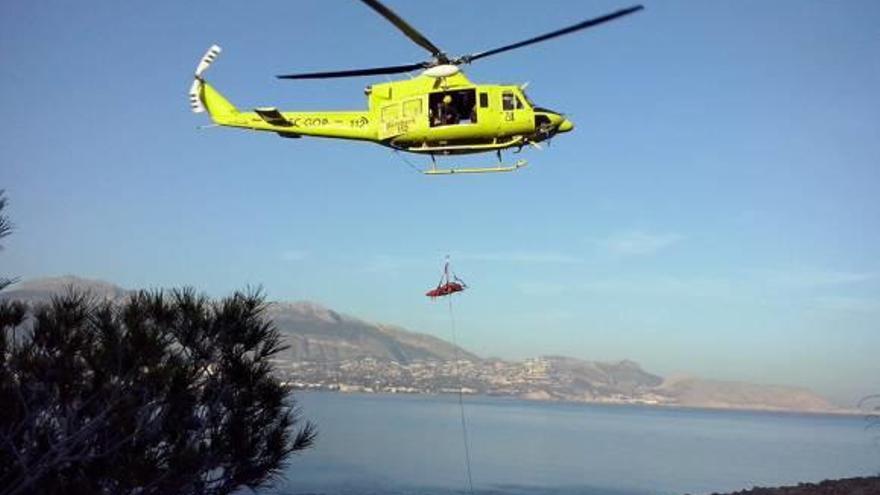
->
[1,277,476,364]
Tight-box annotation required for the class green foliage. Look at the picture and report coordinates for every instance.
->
[0,190,17,291]
[0,191,10,242]
[0,288,316,495]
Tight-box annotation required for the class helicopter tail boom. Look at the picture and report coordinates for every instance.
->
[186,45,379,142]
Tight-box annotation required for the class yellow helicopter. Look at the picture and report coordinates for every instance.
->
[189,1,643,174]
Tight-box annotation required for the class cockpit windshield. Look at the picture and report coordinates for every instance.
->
[521,89,536,108]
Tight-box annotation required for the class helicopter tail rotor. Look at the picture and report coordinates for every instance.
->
[189,45,239,118]
[195,44,222,78]
[189,79,205,113]
[190,45,222,114]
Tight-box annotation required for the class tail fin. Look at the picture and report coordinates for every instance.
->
[189,45,235,116]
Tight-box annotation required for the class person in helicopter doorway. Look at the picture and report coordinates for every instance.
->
[438,94,459,126]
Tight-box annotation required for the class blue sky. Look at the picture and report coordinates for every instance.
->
[2,1,879,404]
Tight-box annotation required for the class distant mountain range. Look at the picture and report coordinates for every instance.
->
[4,275,129,302]
[265,301,479,363]
[1,276,841,414]
[2,276,476,363]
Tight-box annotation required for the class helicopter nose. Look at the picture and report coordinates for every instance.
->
[557,118,574,133]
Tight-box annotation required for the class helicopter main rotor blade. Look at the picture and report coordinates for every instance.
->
[359,0,447,61]
[459,5,644,64]
[277,62,427,80]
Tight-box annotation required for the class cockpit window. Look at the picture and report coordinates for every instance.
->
[502,91,516,111]
[503,90,526,110]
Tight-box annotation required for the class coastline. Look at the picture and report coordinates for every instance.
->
[291,388,866,418]
[702,476,880,495]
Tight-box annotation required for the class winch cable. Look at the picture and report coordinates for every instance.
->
[391,149,425,174]
[447,294,475,494]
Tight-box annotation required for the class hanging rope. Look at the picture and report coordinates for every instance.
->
[447,294,475,494]
[391,149,425,174]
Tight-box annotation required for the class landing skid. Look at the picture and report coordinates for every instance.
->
[421,151,527,175]
[424,160,527,175]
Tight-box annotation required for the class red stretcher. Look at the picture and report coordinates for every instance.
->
[426,260,467,298]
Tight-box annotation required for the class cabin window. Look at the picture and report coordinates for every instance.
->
[403,99,422,117]
[381,104,399,122]
[479,92,488,108]
[429,89,477,127]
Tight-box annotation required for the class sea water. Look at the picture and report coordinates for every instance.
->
[270,392,878,495]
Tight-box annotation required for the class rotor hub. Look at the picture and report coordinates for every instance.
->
[422,64,461,78]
